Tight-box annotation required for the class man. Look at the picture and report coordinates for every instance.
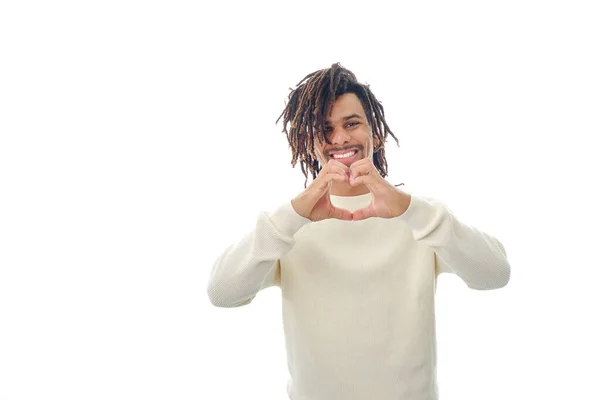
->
[207,63,510,400]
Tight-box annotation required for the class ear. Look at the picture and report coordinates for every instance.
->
[373,135,382,151]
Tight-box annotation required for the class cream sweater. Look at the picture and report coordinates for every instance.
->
[207,192,510,400]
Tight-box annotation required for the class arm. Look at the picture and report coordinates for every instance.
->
[396,195,511,290]
[207,200,311,307]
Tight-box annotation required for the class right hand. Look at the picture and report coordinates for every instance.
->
[291,159,353,222]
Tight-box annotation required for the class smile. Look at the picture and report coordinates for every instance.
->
[330,149,359,162]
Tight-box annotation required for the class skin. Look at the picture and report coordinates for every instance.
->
[313,93,382,196]
[291,92,412,221]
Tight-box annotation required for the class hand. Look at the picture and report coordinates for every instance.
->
[348,158,411,221]
[291,159,354,222]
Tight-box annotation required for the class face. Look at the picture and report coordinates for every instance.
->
[314,92,380,167]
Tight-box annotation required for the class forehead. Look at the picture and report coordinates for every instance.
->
[325,93,366,123]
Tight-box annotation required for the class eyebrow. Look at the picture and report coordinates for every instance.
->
[325,114,363,125]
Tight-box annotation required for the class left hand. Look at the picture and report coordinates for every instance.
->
[348,158,411,221]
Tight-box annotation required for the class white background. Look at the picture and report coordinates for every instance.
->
[1,0,599,399]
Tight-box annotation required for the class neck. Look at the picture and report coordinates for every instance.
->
[329,182,370,197]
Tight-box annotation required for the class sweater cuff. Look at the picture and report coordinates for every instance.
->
[267,200,312,237]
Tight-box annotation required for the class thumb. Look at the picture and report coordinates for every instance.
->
[331,205,353,221]
[351,206,373,221]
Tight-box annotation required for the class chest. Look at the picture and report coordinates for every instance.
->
[280,218,433,290]
[279,218,437,325]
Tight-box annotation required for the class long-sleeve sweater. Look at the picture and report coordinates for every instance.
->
[207,192,510,400]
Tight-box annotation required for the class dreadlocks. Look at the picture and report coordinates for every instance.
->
[276,63,401,189]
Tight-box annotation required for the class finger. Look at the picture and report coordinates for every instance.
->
[349,157,370,167]
[330,205,353,221]
[327,159,350,172]
[321,160,350,181]
[348,158,371,173]
[349,163,371,179]
[309,179,326,196]
[326,173,348,184]
[352,207,372,221]
[315,169,349,182]
[328,165,350,178]
[349,174,371,186]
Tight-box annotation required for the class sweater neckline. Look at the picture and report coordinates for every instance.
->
[329,192,373,211]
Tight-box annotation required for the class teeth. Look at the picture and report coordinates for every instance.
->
[332,150,356,159]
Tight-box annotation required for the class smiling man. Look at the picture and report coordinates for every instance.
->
[207,63,511,400]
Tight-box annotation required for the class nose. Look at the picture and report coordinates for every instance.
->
[329,126,352,144]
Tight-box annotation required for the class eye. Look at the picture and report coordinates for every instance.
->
[346,122,358,128]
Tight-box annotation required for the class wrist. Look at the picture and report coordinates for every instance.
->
[291,198,309,219]
[393,191,411,217]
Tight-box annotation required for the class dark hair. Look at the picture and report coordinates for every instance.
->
[276,62,402,189]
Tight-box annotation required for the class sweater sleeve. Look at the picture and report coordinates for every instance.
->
[207,200,312,307]
[396,195,511,290]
